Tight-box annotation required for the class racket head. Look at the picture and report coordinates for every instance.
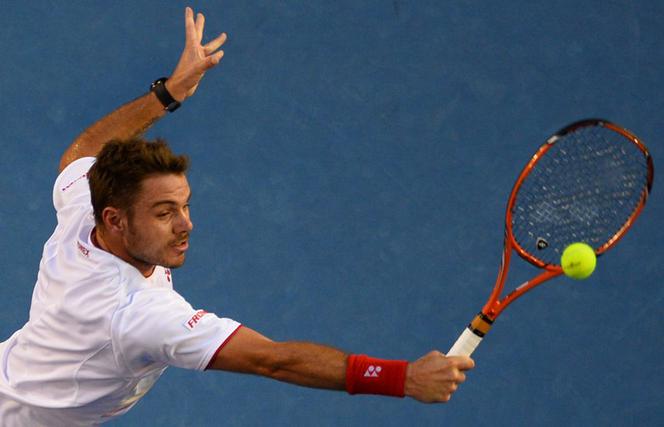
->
[459,119,653,339]
[506,118,653,269]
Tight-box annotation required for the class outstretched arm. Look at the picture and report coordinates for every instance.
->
[211,328,347,390]
[209,327,475,403]
[59,7,227,172]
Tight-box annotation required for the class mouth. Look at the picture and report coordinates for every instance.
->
[172,239,189,253]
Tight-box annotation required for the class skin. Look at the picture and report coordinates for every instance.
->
[60,6,475,404]
[94,174,193,277]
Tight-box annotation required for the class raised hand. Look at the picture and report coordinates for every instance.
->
[166,7,227,101]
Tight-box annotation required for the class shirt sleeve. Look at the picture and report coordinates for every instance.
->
[52,157,95,212]
[112,288,241,373]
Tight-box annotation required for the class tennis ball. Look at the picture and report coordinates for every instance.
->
[561,242,596,280]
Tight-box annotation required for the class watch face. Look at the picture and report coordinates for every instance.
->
[151,79,165,90]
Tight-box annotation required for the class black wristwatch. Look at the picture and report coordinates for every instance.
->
[150,77,181,112]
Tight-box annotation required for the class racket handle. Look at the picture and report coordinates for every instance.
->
[447,313,494,356]
[447,327,483,356]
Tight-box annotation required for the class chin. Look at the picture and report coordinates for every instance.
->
[163,255,186,269]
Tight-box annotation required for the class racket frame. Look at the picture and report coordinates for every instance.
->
[485,119,653,320]
[448,119,654,356]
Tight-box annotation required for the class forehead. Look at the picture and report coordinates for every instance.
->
[135,173,190,206]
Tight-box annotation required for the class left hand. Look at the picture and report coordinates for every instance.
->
[166,7,227,101]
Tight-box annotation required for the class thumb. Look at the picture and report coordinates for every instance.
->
[448,356,475,371]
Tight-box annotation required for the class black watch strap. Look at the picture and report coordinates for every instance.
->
[150,77,181,112]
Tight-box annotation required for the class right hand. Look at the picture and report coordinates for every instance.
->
[165,7,228,101]
[404,351,475,403]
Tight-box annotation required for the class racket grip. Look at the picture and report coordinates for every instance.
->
[447,313,494,356]
[447,327,483,356]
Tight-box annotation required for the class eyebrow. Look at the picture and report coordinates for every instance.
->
[150,191,192,209]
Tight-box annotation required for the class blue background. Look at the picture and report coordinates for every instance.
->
[1,1,662,426]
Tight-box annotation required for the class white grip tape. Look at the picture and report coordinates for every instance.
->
[447,327,483,357]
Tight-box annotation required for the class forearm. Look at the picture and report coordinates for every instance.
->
[263,348,473,402]
[59,91,165,171]
[259,341,348,390]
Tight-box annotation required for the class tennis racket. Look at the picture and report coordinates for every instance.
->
[447,118,654,357]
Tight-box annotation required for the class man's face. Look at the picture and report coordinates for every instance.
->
[121,173,193,274]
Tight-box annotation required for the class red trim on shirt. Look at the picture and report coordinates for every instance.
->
[205,324,244,370]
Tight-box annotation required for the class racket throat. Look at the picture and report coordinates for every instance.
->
[469,312,494,337]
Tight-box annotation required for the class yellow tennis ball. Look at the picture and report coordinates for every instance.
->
[561,242,597,280]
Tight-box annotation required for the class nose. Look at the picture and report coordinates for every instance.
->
[174,209,194,233]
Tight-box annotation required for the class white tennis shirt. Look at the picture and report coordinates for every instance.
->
[0,157,241,426]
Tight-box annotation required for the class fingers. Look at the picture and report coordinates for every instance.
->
[171,7,225,100]
[207,50,225,68]
[423,351,475,370]
[435,353,474,401]
[195,12,205,42]
[445,355,475,371]
[445,360,470,384]
[204,32,228,55]
[406,351,475,404]
[185,7,196,43]
[185,7,206,44]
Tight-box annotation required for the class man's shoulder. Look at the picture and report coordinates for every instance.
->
[53,157,95,213]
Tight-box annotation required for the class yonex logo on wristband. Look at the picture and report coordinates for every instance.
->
[363,365,382,378]
[346,355,407,396]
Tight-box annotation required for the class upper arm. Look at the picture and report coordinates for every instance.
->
[207,326,279,375]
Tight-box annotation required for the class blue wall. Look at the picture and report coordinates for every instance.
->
[1,1,662,426]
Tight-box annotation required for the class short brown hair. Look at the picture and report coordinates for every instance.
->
[88,138,190,224]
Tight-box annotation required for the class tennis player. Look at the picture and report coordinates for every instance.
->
[0,7,474,426]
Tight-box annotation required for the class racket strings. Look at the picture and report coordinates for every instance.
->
[511,125,649,265]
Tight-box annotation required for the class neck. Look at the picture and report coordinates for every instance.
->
[92,226,109,251]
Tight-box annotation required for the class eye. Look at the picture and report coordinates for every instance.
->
[157,211,171,219]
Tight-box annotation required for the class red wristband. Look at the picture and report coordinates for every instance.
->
[345,354,408,397]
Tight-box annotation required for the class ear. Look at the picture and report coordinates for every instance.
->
[101,206,128,234]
